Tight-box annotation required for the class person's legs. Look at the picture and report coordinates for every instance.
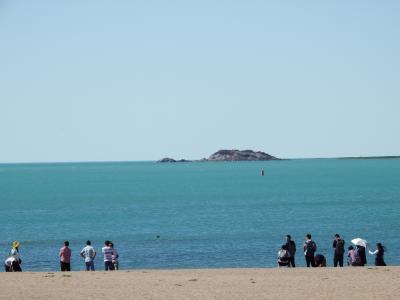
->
[338,254,344,267]
[61,262,65,271]
[290,256,296,268]
[310,256,316,267]
[4,265,11,272]
[105,261,115,271]
[66,263,71,271]
[86,261,94,271]
[334,255,338,267]
[305,256,311,267]
[11,261,22,272]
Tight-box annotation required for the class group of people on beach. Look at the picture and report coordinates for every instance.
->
[277,234,387,268]
[4,240,119,272]
[3,234,387,272]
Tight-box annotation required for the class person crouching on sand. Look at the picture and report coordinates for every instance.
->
[59,241,71,271]
[369,243,386,266]
[314,254,327,267]
[80,240,96,271]
[277,245,291,267]
[4,257,17,272]
[9,241,22,272]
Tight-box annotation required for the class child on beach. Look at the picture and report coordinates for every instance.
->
[347,246,356,266]
[110,242,119,270]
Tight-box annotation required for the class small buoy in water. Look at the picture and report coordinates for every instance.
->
[261,168,265,176]
[156,235,160,239]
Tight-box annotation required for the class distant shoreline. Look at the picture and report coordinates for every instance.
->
[1,155,400,165]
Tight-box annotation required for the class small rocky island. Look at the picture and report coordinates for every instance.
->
[157,158,192,163]
[157,149,278,162]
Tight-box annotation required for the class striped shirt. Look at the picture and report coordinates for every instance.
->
[102,246,114,262]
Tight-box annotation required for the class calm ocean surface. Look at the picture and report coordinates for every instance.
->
[0,159,399,271]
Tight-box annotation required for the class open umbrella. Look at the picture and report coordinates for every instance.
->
[351,238,368,247]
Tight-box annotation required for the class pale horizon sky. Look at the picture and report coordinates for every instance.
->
[1,1,399,163]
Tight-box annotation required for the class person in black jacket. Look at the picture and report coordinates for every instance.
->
[332,234,345,267]
[285,235,296,268]
[303,234,317,267]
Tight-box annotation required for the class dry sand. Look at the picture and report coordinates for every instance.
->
[0,267,399,299]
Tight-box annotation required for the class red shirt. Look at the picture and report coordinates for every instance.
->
[59,246,71,263]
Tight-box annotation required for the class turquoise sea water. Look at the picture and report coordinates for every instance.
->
[0,159,399,271]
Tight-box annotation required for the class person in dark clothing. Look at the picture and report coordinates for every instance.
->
[357,245,367,266]
[332,234,345,267]
[369,243,386,266]
[314,254,327,267]
[285,235,296,268]
[303,234,317,267]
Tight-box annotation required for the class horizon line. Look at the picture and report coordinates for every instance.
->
[0,155,399,165]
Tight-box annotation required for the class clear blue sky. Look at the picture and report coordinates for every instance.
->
[1,0,399,163]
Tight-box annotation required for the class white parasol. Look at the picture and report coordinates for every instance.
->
[351,238,368,247]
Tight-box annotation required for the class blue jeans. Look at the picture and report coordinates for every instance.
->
[85,261,95,271]
[104,261,115,271]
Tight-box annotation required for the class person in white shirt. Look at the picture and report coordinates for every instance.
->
[80,240,96,271]
[4,257,16,272]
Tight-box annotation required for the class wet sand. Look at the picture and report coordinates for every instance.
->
[0,267,399,299]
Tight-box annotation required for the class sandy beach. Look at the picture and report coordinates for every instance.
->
[0,267,399,299]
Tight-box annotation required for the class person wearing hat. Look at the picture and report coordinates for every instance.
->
[9,241,22,271]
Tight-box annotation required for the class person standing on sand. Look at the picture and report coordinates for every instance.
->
[285,235,296,267]
[9,241,22,272]
[303,234,317,267]
[110,242,119,270]
[332,234,345,267]
[102,240,115,271]
[59,241,72,271]
[80,240,96,271]
[369,243,386,266]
